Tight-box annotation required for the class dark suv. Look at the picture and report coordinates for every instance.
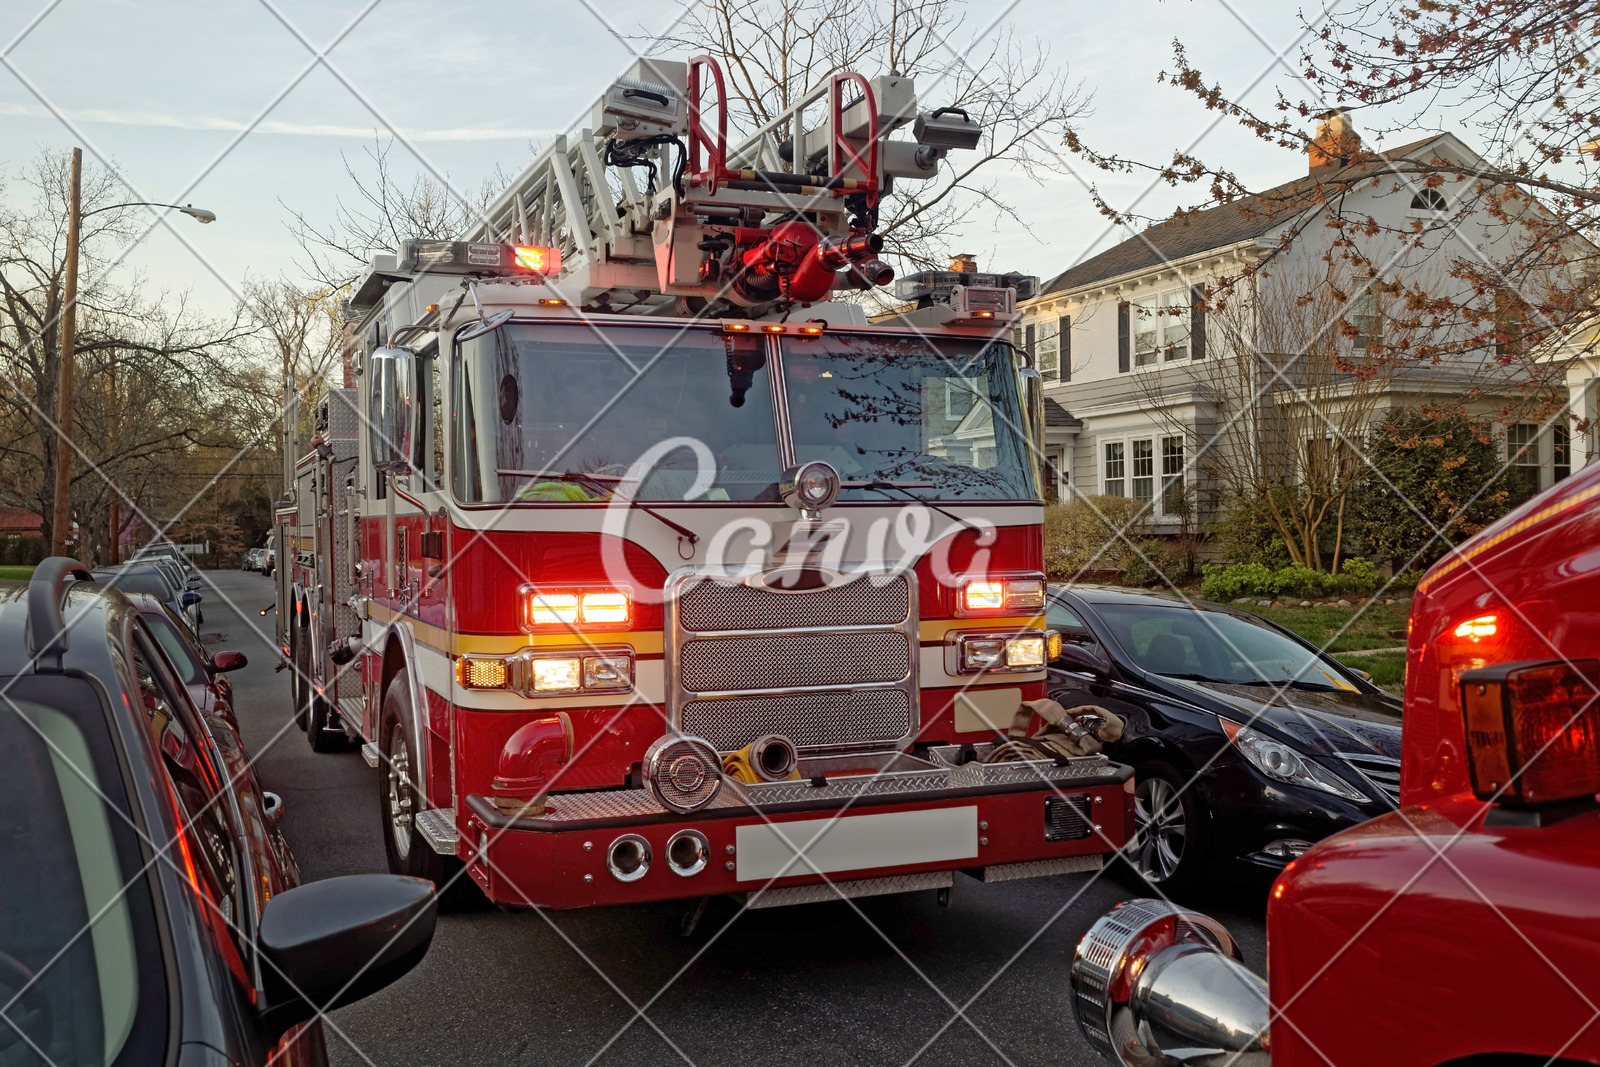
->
[0,560,437,1066]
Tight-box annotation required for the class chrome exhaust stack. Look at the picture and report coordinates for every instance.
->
[1070,899,1270,1065]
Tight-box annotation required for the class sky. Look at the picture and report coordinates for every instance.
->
[0,0,1401,316]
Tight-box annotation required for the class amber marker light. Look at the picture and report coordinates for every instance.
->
[761,323,785,334]
[798,324,825,336]
[1454,615,1498,642]
[722,322,751,333]
[538,298,567,307]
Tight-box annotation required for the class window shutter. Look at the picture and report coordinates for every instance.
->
[1190,285,1206,360]
[1058,315,1071,382]
[1024,323,1036,360]
[1117,302,1130,373]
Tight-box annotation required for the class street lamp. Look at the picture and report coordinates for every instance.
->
[50,145,217,559]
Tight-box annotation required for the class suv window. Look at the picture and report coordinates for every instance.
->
[0,677,166,1066]
[129,633,252,972]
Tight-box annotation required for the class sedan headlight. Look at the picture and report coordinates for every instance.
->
[1219,717,1368,802]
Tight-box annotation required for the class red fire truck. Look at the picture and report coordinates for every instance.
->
[1068,456,1600,1062]
[277,56,1132,911]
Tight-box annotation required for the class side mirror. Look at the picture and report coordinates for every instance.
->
[180,591,201,608]
[1018,363,1045,490]
[1349,667,1373,683]
[367,345,416,474]
[1055,640,1111,679]
[210,650,248,673]
[257,874,437,1040]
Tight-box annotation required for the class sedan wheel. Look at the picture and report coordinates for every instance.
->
[1124,761,1206,895]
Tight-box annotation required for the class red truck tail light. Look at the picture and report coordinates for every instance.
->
[1459,658,1600,812]
[958,576,1046,615]
[519,585,632,630]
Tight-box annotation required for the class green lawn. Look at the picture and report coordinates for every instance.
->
[1248,599,1411,653]
[0,565,35,580]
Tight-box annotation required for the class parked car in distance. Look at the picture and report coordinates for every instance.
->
[95,562,201,632]
[124,590,247,733]
[1045,584,1401,895]
[246,547,265,572]
[0,558,439,1066]
[262,536,275,576]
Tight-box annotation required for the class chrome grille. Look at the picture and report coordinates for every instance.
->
[1340,753,1401,806]
[677,574,909,631]
[669,568,919,753]
[682,690,913,751]
[680,632,911,692]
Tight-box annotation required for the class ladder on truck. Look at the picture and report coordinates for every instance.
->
[455,55,984,314]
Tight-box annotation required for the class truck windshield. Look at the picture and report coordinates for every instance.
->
[453,324,783,502]
[781,333,1036,500]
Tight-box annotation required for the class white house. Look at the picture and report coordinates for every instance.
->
[1019,115,1567,522]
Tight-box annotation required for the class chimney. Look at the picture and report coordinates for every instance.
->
[948,253,978,274]
[1308,109,1361,174]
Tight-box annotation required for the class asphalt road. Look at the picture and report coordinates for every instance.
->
[201,568,1268,1067]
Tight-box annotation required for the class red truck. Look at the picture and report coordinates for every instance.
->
[1069,457,1600,1064]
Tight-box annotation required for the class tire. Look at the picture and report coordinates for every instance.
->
[378,671,449,886]
[1123,760,1208,898]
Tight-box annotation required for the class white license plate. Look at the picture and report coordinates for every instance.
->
[735,805,978,882]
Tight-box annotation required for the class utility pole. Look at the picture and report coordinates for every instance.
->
[107,348,118,564]
[50,147,82,557]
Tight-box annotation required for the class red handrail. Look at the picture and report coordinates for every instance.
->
[829,72,880,207]
[687,55,731,192]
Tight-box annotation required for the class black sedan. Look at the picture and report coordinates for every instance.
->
[1044,584,1402,896]
[1,559,437,1066]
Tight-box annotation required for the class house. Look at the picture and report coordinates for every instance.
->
[1018,114,1564,524]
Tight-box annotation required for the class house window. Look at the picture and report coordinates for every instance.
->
[1160,436,1185,516]
[943,378,977,421]
[1104,442,1125,496]
[1037,320,1059,378]
[1409,188,1448,212]
[1350,287,1380,351]
[1508,423,1541,501]
[1555,423,1571,482]
[1133,289,1191,366]
[1131,439,1154,503]
[1044,447,1062,502]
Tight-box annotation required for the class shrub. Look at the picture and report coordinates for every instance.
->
[1337,557,1382,595]
[1123,539,1181,587]
[1206,500,1291,567]
[1200,562,1277,601]
[1272,563,1339,599]
[1043,496,1155,580]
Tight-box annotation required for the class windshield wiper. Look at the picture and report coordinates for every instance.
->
[846,480,986,534]
[1233,678,1342,692]
[498,469,699,547]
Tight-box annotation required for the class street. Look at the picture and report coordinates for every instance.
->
[202,568,1268,1067]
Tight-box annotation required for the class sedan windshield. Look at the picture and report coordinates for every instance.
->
[782,334,1035,501]
[454,324,782,503]
[1094,602,1357,689]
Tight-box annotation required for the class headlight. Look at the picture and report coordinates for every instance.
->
[518,585,632,630]
[1220,717,1368,802]
[956,632,1048,673]
[958,576,1046,614]
[532,658,581,692]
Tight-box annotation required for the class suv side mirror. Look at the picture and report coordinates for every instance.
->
[257,874,437,1040]
[210,650,248,673]
[1055,640,1111,679]
[180,591,201,608]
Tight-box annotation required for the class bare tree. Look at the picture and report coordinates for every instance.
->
[1135,260,1405,570]
[645,0,1090,272]
[0,148,255,557]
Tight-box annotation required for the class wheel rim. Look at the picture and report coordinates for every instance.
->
[387,731,413,859]
[1128,776,1186,883]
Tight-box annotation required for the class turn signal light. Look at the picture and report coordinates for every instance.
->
[458,656,510,689]
[1460,659,1600,809]
[722,322,751,333]
[519,586,632,629]
[959,576,1047,614]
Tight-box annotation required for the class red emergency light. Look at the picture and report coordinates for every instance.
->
[514,246,561,275]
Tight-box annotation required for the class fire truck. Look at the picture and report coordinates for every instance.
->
[276,55,1132,911]
[1068,462,1600,1062]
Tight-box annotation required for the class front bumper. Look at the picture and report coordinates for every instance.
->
[462,750,1132,908]
[1204,757,1388,873]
